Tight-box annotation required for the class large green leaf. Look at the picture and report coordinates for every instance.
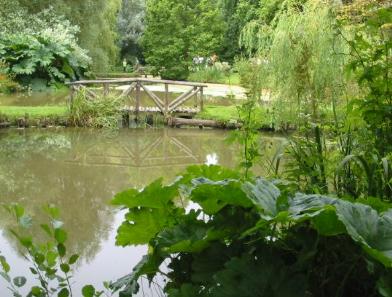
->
[335,202,392,267]
[114,178,184,246]
[116,207,180,246]
[288,194,392,266]
[211,253,307,297]
[155,211,226,253]
[112,179,178,209]
[111,253,163,296]
[311,208,346,236]
[242,178,281,219]
[190,179,252,215]
[111,189,139,207]
[182,165,240,183]
[12,58,36,75]
[288,193,338,220]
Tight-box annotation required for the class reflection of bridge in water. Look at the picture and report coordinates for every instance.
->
[64,130,209,169]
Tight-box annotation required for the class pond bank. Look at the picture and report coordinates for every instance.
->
[0,106,68,128]
[0,104,281,130]
[0,104,232,127]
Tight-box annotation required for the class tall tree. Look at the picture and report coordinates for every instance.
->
[117,0,146,63]
[142,0,226,80]
[218,0,260,62]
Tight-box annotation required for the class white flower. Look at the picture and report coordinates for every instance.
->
[205,153,218,166]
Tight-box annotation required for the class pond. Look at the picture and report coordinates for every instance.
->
[0,127,284,296]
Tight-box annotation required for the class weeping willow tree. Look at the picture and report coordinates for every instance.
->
[241,0,348,128]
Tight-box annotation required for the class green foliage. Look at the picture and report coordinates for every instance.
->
[142,0,226,80]
[0,5,91,86]
[284,125,328,194]
[240,0,347,128]
[0,204,79,297]
[0,61,21,93]
[10,0,121,72]
[338,2,392,155]
[218,0,260,61]
[68,90,123,128]
[230,58,271,176]
[117,0,146,62]
[0,204,112,297]
[111,165,392,296]
[188,65,227,84]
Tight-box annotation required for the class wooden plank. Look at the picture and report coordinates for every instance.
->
[137,78,208,87]
[194,86,198,108]
[66,78,208,88]
[139,83,164,111]
[169,87,197,110]
[103,83,109,96]
[76,85,98,100]
[69,86,76,106]
[121,106,198,114]
[169,87,200,111]
[66,79,134,85]
[119,82,136,98]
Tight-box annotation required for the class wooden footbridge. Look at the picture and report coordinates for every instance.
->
[67,78,207,117]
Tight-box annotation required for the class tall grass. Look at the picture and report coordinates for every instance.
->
[68,89,123,128]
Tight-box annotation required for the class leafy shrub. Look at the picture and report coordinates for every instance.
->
[0,204,79,297]
[0,204,109,297]
[188,63,233,84]
[188,67,226,83]
[0,7,91,87]
[338,3,392,155]
[110,165,392,297]
[0,61,21,93]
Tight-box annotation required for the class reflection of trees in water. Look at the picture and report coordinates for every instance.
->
[0,128,234,263]
[0,128,285,264]
[0,129,118,261]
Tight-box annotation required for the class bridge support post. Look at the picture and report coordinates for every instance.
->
[103,83,109,97]
[164,83,169,117]
[69,86,75,108]
[200,87,204,111]
[194,86,198,108]
[122,112,130,128]
[135,81,141,122]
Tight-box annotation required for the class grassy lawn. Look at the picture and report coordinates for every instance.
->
[222,73,241,85]
[188,70,241,85]
[0,106,68,119]
[197,105,239,122]
[197,105,268,124]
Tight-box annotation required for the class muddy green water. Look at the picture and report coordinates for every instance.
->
[0,128,284,296]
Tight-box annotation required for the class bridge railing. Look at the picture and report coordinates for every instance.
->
[66,78,207,116]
